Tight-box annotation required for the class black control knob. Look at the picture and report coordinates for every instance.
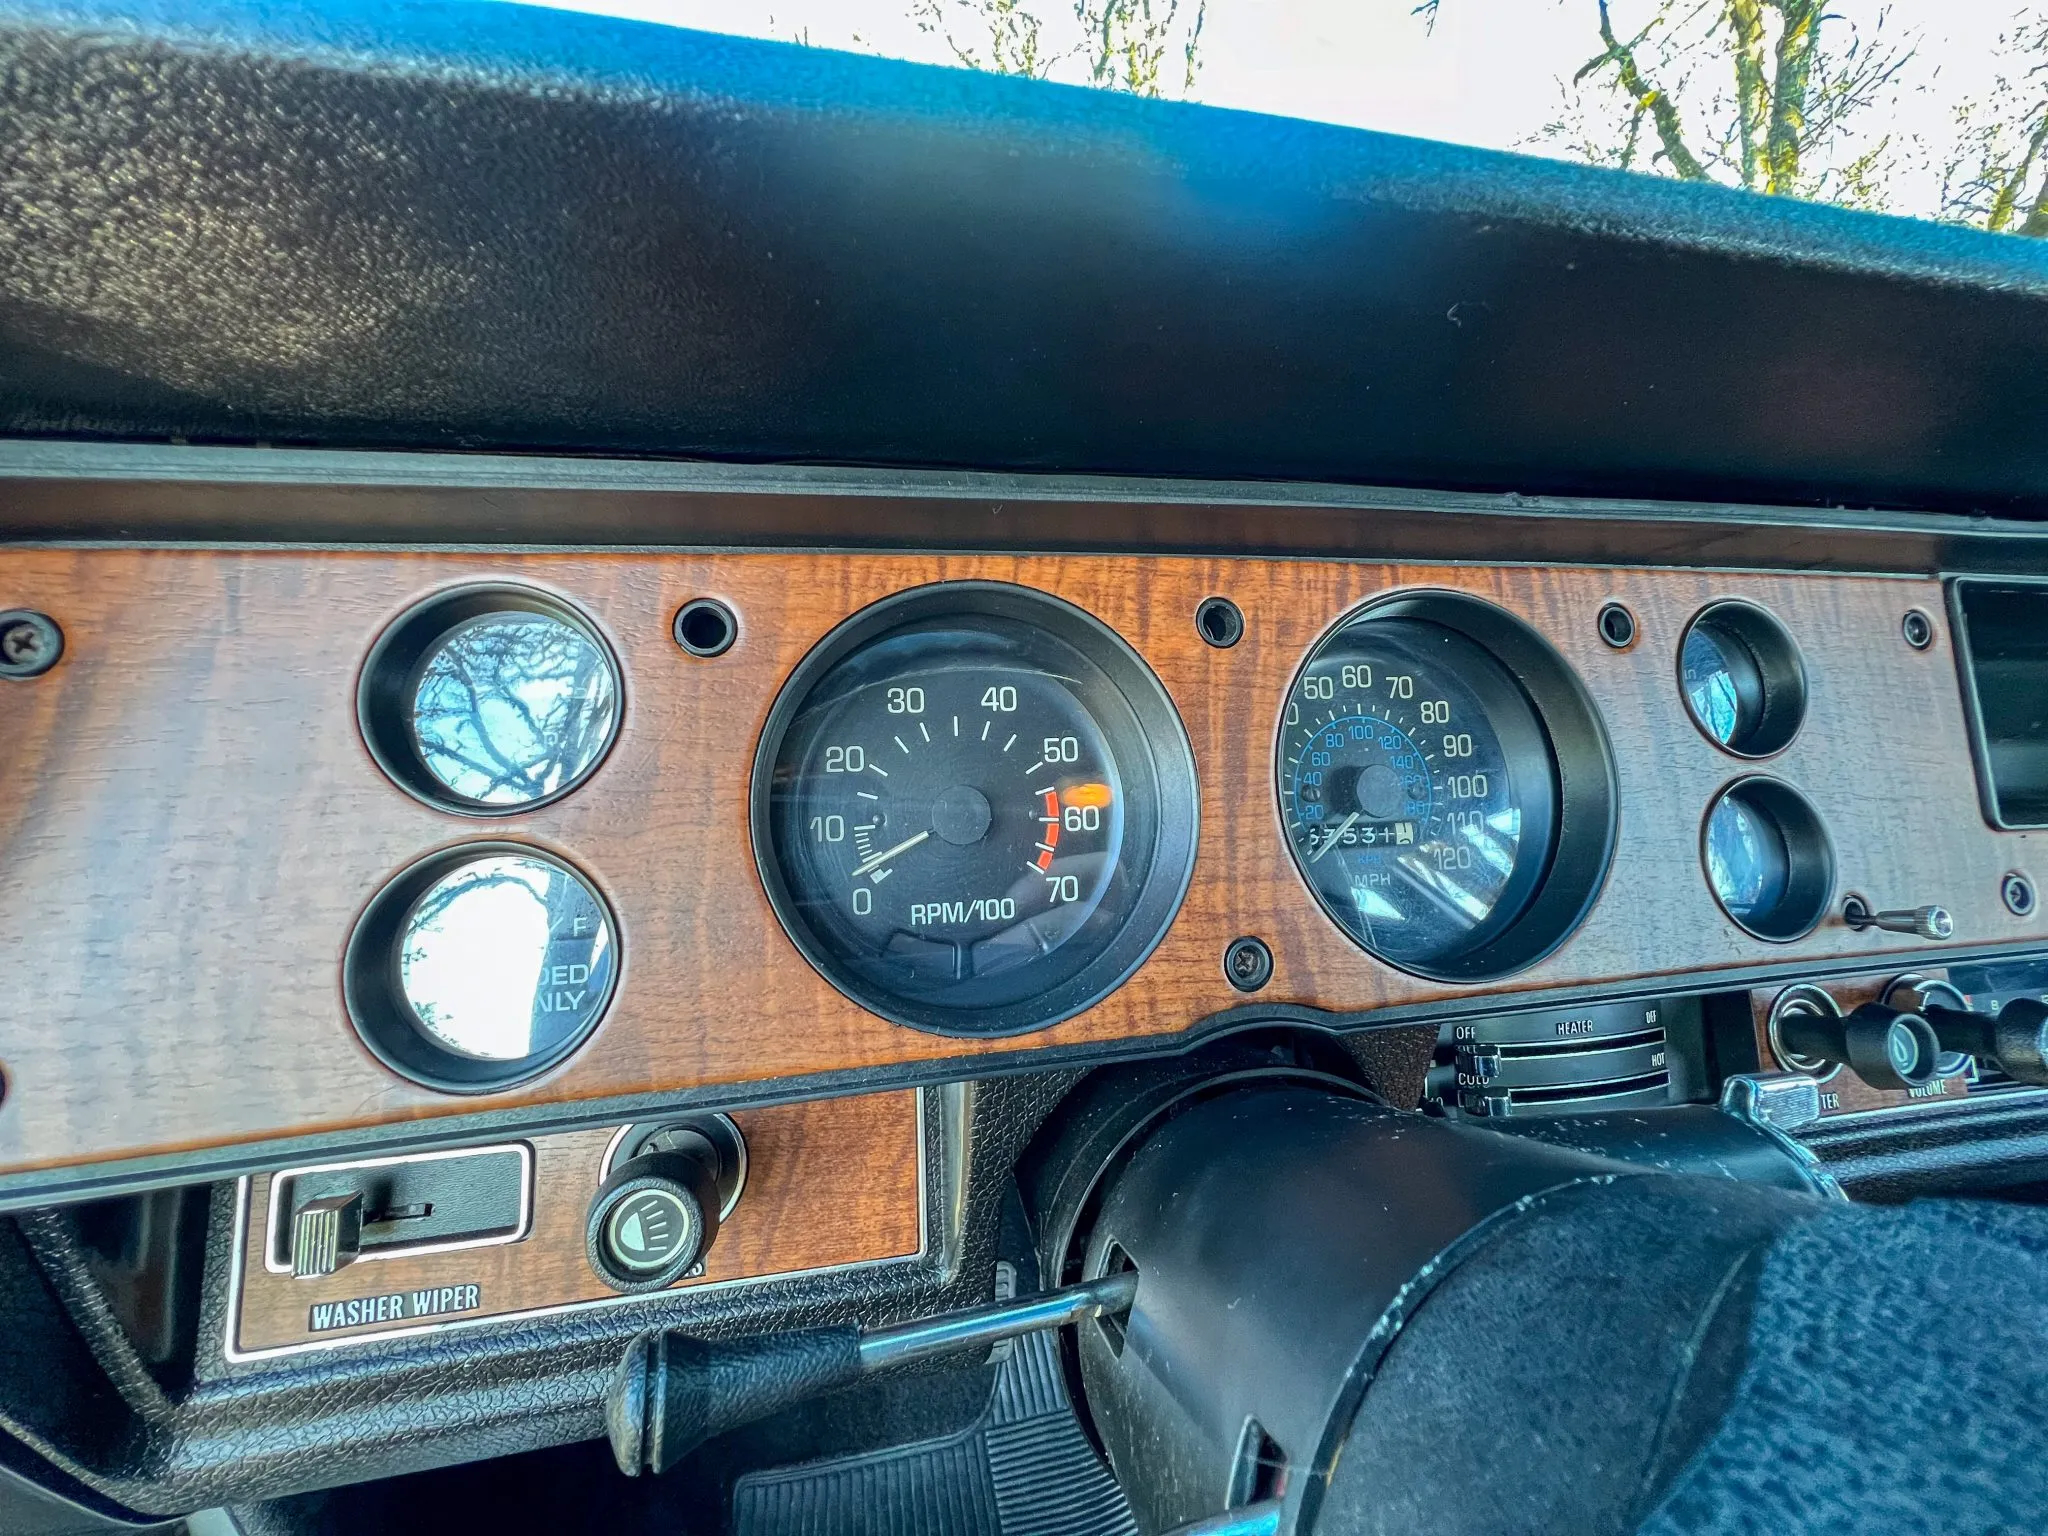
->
[586,1149,722,1293]
[1923,998,2048,1086]
[1775,1001,1941,1090]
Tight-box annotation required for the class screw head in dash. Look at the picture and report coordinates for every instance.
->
[1223,936,1273,992]
[0,612,62,679]
[2004,873,2036,918]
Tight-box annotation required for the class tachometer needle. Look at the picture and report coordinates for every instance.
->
[1310,812,1359,863]
[851,829,930,878]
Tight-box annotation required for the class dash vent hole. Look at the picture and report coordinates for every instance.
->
[1597,602,1637,649]
[1196,597,1244,649]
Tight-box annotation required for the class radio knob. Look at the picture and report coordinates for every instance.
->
[1925,998,2048,1086]
[1774,1001,1941,1091]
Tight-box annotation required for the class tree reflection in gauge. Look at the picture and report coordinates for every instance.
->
[1681,625,1752,748]
[411,612,619,807]
[396,853,615,1061]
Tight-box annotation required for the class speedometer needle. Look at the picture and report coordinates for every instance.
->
[1310,812,1359,863]
[851,829,930,878]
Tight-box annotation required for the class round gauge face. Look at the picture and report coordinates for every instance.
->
[1279,615,1560,975]
[755,587,1198,1035]
[396,852,616,1062]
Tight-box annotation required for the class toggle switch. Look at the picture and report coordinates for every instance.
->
[291,1192,363,1279]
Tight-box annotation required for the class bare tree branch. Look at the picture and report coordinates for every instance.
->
[1579,1,1710,179]
[1726,0,1770,188]
[2003,114,2048,230]
[1762,0,1821,193]
[912,0,1203,95]
[912,0,1060,78]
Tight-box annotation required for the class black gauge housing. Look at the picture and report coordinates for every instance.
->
[1278,591,1618,983]
[1677,600,1807,759]
[359,584,622,815]
[1701,776,1835,942]
[343,842,620,1092]
[752,583,1199,1037]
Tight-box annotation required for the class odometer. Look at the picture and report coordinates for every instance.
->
[1279,595,1615,981]
[755,584,1198,1036]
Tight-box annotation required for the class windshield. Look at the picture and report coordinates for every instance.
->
[502,1,2048,237]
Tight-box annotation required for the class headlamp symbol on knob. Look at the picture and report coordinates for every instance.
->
[586,1116,748,1293]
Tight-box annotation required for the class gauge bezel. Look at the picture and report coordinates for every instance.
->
[358,583,623,816]
[343,841,621,1092]
[1277,589,1619,983]
[1676,600,1807,759]
[1700,775,1835,942]
[751,582,1199,1038]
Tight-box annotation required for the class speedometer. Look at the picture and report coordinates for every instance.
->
[1279,593,1618,981]
[754,584,1198,1036]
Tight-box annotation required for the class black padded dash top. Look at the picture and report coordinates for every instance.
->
[4,0,2048,515]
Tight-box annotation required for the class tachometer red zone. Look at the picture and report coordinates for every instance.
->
[1036,789,1061,870]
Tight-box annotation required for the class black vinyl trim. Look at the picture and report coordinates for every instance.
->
[12,443,2048,572]
[2,3,2048,515]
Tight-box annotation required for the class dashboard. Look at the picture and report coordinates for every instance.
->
[5,458,2047,1209]
[6,2,2048,1524]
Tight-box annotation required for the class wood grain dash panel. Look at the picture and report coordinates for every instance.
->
[232,1090,923,1354]
[3,549,2046,1173]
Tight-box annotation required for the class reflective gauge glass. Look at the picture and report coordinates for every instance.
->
[1680,626,1755,749]
[1702,792,1790,922]
[755,586,1198,1036]
[1700,777,1832,941]
[1677,603,1805,758]
[411,611,620,807]
[1279,614,1561,976]
[396,853,616,1061]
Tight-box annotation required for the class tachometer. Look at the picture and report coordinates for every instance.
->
[754,584,1198,1036]
[1279,593,1618,981]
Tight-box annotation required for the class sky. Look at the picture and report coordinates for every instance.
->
[495,0,2038,225]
